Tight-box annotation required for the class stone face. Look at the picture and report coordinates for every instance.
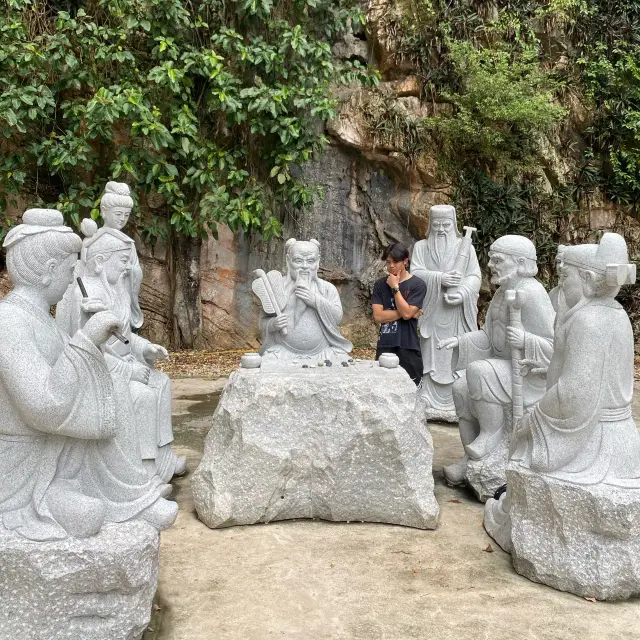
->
[506,466,640,600]
[192,363,439,529]
[0,521,160,640]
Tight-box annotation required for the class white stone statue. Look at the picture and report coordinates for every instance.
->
[411,205,481,421]
[485,234,640,600]
[0,209,177,541]
[439,235,555,499]
[254,238,353,364]
[57,182,185,481]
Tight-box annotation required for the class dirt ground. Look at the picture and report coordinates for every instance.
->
[144,377,640,640]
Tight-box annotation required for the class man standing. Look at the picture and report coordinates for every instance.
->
[412,205,481,421]
[372,243,427,385]
[438,235,555,486]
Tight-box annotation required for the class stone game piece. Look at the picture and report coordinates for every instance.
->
[485,233,640,600]
[412,205,481,422]
[57,182,186,482]
[439,235,555,501]
[0,208,176,638]
[253,238,353,366]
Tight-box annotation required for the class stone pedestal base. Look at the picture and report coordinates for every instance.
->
[0,521,160,640]
[506,466,640,600]
[465,431,509,503]
[192,362,439,529]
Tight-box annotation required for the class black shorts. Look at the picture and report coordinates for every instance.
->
[375,346,423,386]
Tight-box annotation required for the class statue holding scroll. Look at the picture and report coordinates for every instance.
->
[0,209,177,541]
[438,235,555,492]
[411,205,481,421]
[254,238,352,364]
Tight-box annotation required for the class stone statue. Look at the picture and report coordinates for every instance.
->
[439,235,555,498]
[484,234,640,600]
[57,183,185,481]
[411,205,481,421]
[254,238,353,364]
[0,209,177,541]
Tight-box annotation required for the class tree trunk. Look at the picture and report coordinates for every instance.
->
[170,233,203,349]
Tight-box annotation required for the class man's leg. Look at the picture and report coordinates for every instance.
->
[397,348,423,386]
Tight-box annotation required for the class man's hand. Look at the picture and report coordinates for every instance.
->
[441,271,462,287]
[131,362,151,385]
[295,285,316,308]
[80,297,108,314]
[386,273,400,289]
[144,343,169,362]
[444,292,463,306]
[269,314,288,333]
[83,311,122,347]
[437,336,459,350]
[506,327,526,349]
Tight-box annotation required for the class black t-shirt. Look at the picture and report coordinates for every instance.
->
[371,275,427,352]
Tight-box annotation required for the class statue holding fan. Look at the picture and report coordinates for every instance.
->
[252,238,352,364]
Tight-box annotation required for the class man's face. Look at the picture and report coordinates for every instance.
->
[102,206,131,231]
[560,263,584,308]
[288,246,319,283]
[385,257,407,276]
[430,218,454,238]
[488,251,518,285]
[104,250,131,285]
[47,253,78,304]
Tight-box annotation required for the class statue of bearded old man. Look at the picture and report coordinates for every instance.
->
[257,238,353,364]
[411,205,481,421]
[439,235,555,487]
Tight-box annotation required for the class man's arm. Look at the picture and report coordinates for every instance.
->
[372,304,401,323]
[392,292,421,320]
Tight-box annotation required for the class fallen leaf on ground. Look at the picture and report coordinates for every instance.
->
[447,499,462,504]
[584,596,597,602]
[484,544,494,553]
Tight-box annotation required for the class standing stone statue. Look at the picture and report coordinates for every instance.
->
[256,238,353,364]
[439,235,555,500]
[0,209,177,540]
[411,205,481,421]
[485,234,640,600]
[57,182,186,481]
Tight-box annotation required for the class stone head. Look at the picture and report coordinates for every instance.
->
[85,230,133,286]
[428,205,459,239]
[100,182,133,231]
[285,238,320,284]
[488,235,537,286]
[3,209,82,305]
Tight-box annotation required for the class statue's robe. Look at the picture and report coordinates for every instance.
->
[0,293,164,540]
[411,236,480,409]
[58,271,177,482]
[454,278,555,409]
[513,297,640,486]
[259,277,352,362]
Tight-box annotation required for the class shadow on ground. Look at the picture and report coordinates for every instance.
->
[145,378,640,640]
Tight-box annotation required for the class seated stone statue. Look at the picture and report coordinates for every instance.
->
[57,182,185,481]
[439,235,555,488]
[256,238,353,364]
[411,205,481,421]
[0,209,177,541]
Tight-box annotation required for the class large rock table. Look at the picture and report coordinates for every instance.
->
[0,521,160,640]
[193,362,439,529]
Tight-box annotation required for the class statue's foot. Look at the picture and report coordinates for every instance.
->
[464,429,503,460]
[139,498,178,531]
[173,455,187,477]
[443,455,468,486]
[47,487,106,538]
[483,493,512,553]
[159,484,173,498]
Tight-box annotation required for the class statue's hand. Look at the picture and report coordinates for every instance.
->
[437,336,459,350]
[444,292,463,306]
[442,271,462,287]
[144,343,169,362]
[506,327,526,349]
[295,285,316,308]
[519,358,547,377]
[269,314,288,333]
[131,362,151,385]
[80,297,109,314]
[515,411,532,438]
[83,311,122,347]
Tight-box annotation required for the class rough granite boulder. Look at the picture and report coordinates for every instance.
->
[507,466,640,601]
[192,362,439,529]
[0,521,160,640]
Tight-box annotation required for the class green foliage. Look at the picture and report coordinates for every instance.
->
[0,0,376,240]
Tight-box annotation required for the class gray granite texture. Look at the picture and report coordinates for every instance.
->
[506,466,640,600]
[192,362,439,529]
[0,521,159,639]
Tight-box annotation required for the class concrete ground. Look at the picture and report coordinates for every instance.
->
[146,378,640,640]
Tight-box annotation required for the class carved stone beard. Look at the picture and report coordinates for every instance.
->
[427,228,455,267]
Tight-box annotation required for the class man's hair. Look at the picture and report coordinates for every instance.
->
[382,242,409,263]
